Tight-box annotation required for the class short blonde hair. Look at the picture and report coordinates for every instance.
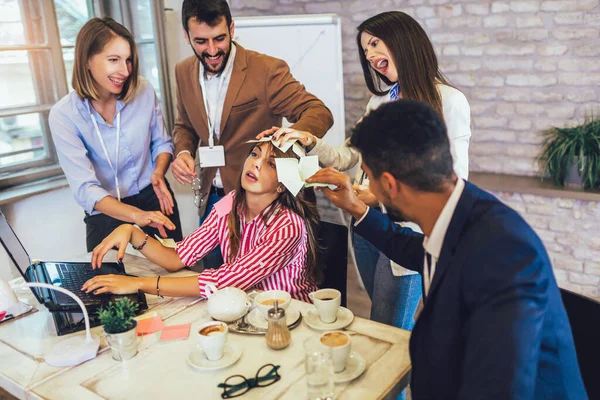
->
[72,17,140,103]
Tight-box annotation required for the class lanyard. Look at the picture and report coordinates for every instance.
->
[90,112,122,201]
[198,44,236,148]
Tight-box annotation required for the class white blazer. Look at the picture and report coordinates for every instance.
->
[308,83,472,276]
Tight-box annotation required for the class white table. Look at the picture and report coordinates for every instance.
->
[0,252,411,399]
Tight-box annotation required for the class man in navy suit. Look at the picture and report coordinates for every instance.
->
[308,100,587,399]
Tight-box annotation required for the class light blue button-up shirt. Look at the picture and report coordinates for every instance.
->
[49,78,174,215]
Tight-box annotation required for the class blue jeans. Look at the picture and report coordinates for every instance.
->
[199,192,225,270]
[353,232,422,330]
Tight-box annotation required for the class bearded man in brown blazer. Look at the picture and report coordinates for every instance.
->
[171,0,334,228]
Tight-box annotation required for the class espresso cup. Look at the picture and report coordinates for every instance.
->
[309,289,341,324]
[197,321,228,361]
[254,290,291,319]
[319,331,351,373]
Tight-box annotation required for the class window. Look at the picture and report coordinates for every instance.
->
[0,0,172,189]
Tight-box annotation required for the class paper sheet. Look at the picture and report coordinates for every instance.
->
[159,323,191,342]
[136,316,164,336]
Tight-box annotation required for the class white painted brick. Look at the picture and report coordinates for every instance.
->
[534,60,557,71]
[484,15,509,27]
[408,0,425,4]
[557,199,574,209]
[483,59,534,71]
[559,282,583,292]
[445,15,481,28]
[554,269,568,281]
[465,4,490,15]
[492,2,511,12]
[553,255,583,271]
[305,2,343,13]
[437,4,462,17]
[475,129,517,142]
[465,34,491,45]
[537,44,569,56]
[486,44,536,55]
[574,43,600,56]
[495,30,517,42]
[522,194,550,204]
[516,15,545,27]
[416,6,436,18]
[581,286,600,300]
[536,229,556,242]
[474,116,508,128]
[532,91,563,102]
[584,13,600,25]
[496,103,515,116]
[543,105,576,119]
[429,0,451,4]
[526,204,556,215]
[568,272,600,286]
[426,18,443,29]
[470,103,495,115]
[472,90,497,100]
[559,73,600,86]
[477,76,505,87]
[515,103,544,115]
[518,29,549,41]
[525,214,550,229]
[547,243,570,254]
[506,74,558,87]
[510,1,541,12]
[566,89,596,103]
[553,12,584,25]
[507,144,542,157]
[588,237,600,250]
[509,118,533,130]
[430,33,465,43]
[502,91,532,102]
[556,232,581,247]
[448,74,476,87]
[462,46,485,56]
[552,28,598,40]
[584,261,600,275]
[459,60,482,71]
[443,45,460,56]
[517,132,544,144]
[558,59,600,72]
[541,0,599,11]
[471,142,503,156]
[440,61,458,72]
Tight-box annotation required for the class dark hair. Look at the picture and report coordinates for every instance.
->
[182,0,232,32]
[356,11,452,118]
[350,100,454,192]
[72,17,139,102]
[227,143,322,284]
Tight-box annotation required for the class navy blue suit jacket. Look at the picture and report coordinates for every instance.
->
[354,181,586,400]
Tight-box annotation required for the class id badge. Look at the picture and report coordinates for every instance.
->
[198,145,225,168]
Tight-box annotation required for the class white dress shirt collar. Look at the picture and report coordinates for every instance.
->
[423,178,466,260]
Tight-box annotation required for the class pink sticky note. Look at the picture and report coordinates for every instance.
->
[136,316,165,336]
[159,324,191,342]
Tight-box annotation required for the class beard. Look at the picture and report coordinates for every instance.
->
[192,40,232,75]
[380,196,408,223]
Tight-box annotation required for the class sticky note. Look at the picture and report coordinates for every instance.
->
[159,324,191,342]
[136,316,164,336]
[154,235,177,249]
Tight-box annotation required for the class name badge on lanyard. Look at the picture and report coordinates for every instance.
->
[90,112,122,201]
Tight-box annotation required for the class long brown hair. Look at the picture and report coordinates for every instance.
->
[226,143,322,284]
[356,11,452,117]
[72,17,140,103]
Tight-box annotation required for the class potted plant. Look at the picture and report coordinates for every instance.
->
[537,116,600,189]
[98,298,139,361]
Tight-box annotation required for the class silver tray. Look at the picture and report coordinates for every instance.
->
[227,311,303,335]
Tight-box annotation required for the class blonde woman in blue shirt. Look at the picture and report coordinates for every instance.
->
[49,17,182,252]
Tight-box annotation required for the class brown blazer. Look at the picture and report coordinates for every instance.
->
[172,43,333,215]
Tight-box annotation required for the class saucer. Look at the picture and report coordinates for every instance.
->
[334,352,366,383]
[246,308,300,330]
[304,306,354,331]
[187,343,242,371]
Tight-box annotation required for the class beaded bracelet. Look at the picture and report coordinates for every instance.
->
[156,275,164,298]
[132,233,148,251]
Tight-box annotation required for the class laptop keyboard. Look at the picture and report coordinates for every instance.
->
[56,263,104,304]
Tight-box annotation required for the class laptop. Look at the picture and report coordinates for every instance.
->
[0,210,147,313]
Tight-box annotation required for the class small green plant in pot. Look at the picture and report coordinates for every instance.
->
[537,116,600,190]
[98,298,139,361]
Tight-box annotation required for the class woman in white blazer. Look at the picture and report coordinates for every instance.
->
[258,11,471,332]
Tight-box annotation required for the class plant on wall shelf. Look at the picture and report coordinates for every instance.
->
[537,116,600,190]
[97,298,139,334]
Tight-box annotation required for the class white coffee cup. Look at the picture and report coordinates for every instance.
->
[319,331,351,373]
[0,280,18,314]
[309,288,341,324]
[254,290,291,319]
[197,321,228,361]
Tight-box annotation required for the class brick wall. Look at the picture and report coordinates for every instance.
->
[228,0,600,299]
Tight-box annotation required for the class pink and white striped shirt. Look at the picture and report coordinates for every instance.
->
[176,191,317,302]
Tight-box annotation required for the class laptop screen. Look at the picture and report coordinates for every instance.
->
[0,210,43,303]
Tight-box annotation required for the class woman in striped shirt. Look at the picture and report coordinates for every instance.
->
[82,142,320,302]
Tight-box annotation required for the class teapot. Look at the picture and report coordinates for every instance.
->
[205,284,252,322]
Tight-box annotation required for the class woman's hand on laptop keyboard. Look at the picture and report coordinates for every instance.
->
[81,274,141,295]
[91,224,134,269]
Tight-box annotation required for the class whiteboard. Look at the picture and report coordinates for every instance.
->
[164,9,345,147]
